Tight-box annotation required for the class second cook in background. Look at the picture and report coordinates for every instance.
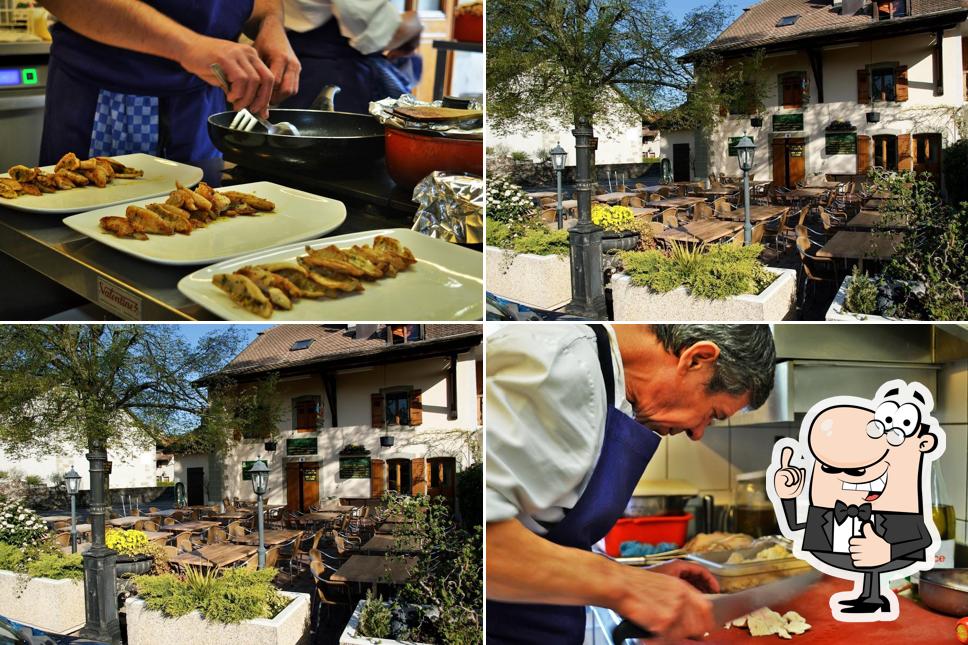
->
[485,324,777,643]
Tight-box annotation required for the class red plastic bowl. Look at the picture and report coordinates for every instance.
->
[603,514,693,557]
[384,127,483,188]
[453,13,483,43]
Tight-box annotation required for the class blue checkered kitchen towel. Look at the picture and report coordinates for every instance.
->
[88,90,160,158]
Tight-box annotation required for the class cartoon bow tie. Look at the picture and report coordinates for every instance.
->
[834,501,872,524]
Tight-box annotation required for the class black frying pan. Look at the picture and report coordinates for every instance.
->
[207,109,386,173]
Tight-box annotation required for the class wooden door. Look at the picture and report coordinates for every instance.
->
[913,133,942,183]
[371,459,386,498]
[857,135,872,175]
[301,464,319,511]
[672,144,690,182]
[411,0,456,102]
[387,458,412,494]
[787,139,806,187]
[772,139,786,187]
[186,467,204,506]
[286,462,300,512]
[427,457,456,501]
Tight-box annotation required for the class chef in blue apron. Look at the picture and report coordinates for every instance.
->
[281,0,422,113]
[486,324,777,643]
[38,0,300,184]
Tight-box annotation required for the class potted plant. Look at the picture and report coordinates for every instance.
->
[0,499,86,634]
[380,435,395,448]
[126,567,310,645]
[610,243,797,320]
[591,204,652,252]
[264,440,277,452]
[341,591,433,645]
[750,115,763,128]
[339,444,371,457]
[866,103,881,123]
[105,529,158,576]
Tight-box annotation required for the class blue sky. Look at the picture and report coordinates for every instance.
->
[174,324,273,350]
[670,0,742,20]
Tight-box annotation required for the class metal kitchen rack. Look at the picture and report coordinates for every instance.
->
[0,0,30,34]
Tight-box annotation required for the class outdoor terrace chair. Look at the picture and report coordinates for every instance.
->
[174,531,193,552]
[149,535,168,546]
[241,553,258,570]
[796,235,840,311]
[661,209,679,227]
[540,208,558,223]
[131,509,140,517]
[162,517,175,526]
[712,198,732,213]
[728,230,745,247]
[634,183,647,190]
[227,521,248,539]
[148,507,159,513]
[53,532,72,547]
[622,195,645,208]
[207,527,228,544]
[649,222,668,237]
[52,520,70,530]
[751,223,766,245]
[693,202,714,221]
[708,174,718,185]
[657,186,672,197]
[309,561,353,630]
[266,546,280,569]
[142,520,159,531]
[133,520,145,531]
[648,193,662,202]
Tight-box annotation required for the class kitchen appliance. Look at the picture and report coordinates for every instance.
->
[0,42,48,170]
[611,569,824,642]
[919,569,968,616]
[725,470,780,538]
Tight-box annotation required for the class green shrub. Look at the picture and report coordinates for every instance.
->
[943,139,968,208]
[134,567,289,624]
[844,267,879,315]
[509,151,530,162]
[25,552,83,580]
[24,475,43,486]
[0,498,51,549]
[456,463,482,531]
[358,590,393,639]
[620,243,775,299]
[486,176,537,224]
[0,542,25,572]
[487,218,570,256]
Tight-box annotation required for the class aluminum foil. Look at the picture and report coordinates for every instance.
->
[411,172,483,244]
[369,94,483,138]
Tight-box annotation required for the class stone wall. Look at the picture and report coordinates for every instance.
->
[487,156,662,188]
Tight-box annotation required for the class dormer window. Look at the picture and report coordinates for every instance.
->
[776,15,799,27]
[388,325,423,344]
[877,0,907,20]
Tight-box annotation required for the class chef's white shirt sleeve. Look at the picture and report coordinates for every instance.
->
[283,1,402,55]
[485,325,608,527]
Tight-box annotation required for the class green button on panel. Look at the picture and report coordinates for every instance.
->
[22,68,38,85]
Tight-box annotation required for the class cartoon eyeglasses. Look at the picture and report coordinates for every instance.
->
[866,400,923,446]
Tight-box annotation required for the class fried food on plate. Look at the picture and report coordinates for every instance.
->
[8,165,38,183]
[125,205,174,236]
[296,256,364,292]
[212,273,273,319]
[220,190,275,212]
[99,216,148,240]
[257,263,333,299]
[237,266,302,300]
[3,154,142,200]
[302,245,383,279]
[146,203,192,235]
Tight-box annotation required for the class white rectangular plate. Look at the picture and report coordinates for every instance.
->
[0,153,203,214]
[177,228,483,321]
[63,181,347,266]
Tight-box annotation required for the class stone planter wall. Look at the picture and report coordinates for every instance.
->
[338,600,432,645]
[125,591,310,645]
[0,569,86,634]
[485,246,572,311]
[610,267,797,321]
[825,276,906,322]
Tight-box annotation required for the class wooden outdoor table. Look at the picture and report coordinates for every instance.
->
[635,185,664,194]
[593,192,632,204]
[804,181,843,189]
[43,515,73,525]
[376,522,415,535]
[817,232,902,262]
[692,187,738,198]
[629,207,659,219]
[681,220,744,243]
[169,552,214,568]
[786,187,828,200]
[196,543,258,568]
[315,503,355,512]
[206,511,252,521]
[230,529,302,547]
[157,520,221,533]
[527,191,557,201]
[845,211,910,230]
[715,205,787,223]
[144,509,180,518]
[559,199,578,211]
[650,196,706,210]
[652,227,698,244]
[142,530,171,541]
[108,516,143,528]
[57,523,92,534]
[291,511,343,525]
[361,534,423,555]
[332,555,416,586]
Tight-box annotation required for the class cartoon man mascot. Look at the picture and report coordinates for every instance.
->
[767,380,945,622]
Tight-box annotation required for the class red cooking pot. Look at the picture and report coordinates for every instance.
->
[384,127,483,188]
[453,13,483,43]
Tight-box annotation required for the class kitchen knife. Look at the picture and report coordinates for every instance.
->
[611,569,823,643]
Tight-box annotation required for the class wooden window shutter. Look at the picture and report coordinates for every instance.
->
[370,393,384,427]
[410,458,426,495]
[370,459,385,498]
[895,66,909,101]
[857,69,870,104]
[857,135,872,175]
[897,134,914,170]
[409,389,423,425]
[293,396,320,431]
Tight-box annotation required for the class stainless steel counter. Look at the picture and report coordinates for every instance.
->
[0,169,420,320]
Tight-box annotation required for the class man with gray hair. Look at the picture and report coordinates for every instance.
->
[486,324,776,644]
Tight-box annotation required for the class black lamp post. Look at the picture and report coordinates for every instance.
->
[64,466,81,554]
[564,117,607,319]
[550,142,567,230]
[80,440,121,644]
[249,459,269,569]
[735,136,756,245]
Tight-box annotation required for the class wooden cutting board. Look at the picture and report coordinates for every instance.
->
[391,106,483,122]
[686,576,960,644]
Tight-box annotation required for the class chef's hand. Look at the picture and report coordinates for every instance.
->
[615,567,715,641]
[648,559,721,594]
[252,15,300,106]
[849,522,892,568]
[180,36,276,118]
[774,446,806,499]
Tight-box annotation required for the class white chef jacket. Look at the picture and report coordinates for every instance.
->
[283,0,402,55]
[486,324,642,535]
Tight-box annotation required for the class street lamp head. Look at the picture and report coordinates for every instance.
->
[550,143,567,171]
[735,137,756,173]
[249,459,270,497]
[64,466,81,495]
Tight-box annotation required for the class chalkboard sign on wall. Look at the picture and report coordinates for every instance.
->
[727,137,744,157]
[286,437,318,456]
[825,132,857,155]
[773,114,804,132]
[241,460,256,481]
[339,457,371,479]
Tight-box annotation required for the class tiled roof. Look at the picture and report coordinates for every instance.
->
[707,0,968,53]
[215,324,482,378]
